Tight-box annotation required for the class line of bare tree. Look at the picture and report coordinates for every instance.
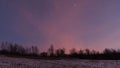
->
[0,42,120,60]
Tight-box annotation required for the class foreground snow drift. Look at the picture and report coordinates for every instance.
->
[0,56,120,68]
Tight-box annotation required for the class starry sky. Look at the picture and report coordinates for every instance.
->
[0,0,120,52]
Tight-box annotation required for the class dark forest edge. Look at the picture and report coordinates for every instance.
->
[0,42,120,60]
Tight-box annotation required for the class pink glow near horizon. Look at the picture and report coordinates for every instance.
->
[1,0,120,53]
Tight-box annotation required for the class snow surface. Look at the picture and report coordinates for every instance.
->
[0,56,120,68]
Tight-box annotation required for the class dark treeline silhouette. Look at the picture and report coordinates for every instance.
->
[0,42,39,58]
[0,42,120,60]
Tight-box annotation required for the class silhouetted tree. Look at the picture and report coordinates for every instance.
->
[31,46,39,55]
[48,44,54,57]
[69,48,78,57]
[85,48,90,55]
[1,42,5,51]
[17,45,26,55]
[1,42,11,51]
[0,42,10,54]
[91,50,97,54]
[55,48,65,57]
[103,48,112,54]
[79,49,84,55]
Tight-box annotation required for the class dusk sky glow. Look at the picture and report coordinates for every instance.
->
[1,0,120,52]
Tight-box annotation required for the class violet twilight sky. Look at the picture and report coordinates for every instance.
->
[0,0,120,52]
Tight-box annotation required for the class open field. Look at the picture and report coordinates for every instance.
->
[0,56,120,68]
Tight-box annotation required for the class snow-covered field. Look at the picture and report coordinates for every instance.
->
[0,56,120,68]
